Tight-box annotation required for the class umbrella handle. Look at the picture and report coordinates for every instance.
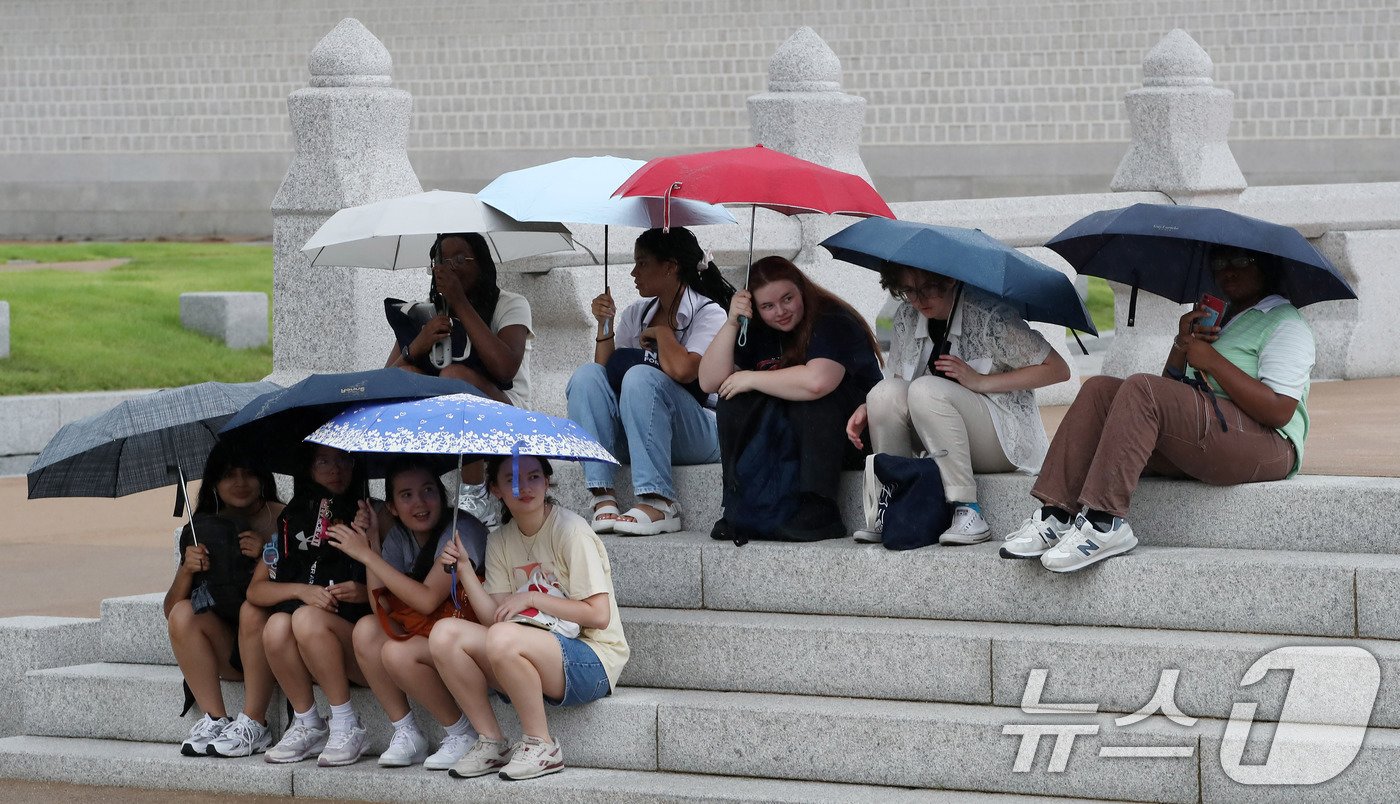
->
[737,316,749,347]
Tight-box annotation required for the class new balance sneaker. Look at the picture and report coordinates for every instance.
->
[1040,514,1138,573]
[317,724,368,767]
[180,714,228,757]
[939,505,992,545]
[1000,510,1072,559]
[207,713,271,758]
[447,736,513,778]
[377,726,430,767]
[499,735,565,781]
[264,721,329,764]
[424,730,477,771]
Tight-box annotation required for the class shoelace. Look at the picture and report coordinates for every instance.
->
[386,728,419,755]
[438,733,473,754]
[325,729,356,750]
[221,718,260,745]
[192,717,225,741]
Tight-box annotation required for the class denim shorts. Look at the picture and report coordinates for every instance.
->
[546,633,612,707]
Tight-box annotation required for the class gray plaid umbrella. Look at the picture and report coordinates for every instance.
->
[26,380,282,501]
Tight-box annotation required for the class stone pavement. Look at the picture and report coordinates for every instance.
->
[1,376,1394,620]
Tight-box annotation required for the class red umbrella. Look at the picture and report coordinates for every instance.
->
[614,145,895,342]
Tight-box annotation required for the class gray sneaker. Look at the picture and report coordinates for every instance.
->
[424,730,477,771]
[1041,514,1138,573]
[459,481,500,529]
[181,714,228,757]
[447,736,513,778]
[264,721,329,764]
[499,735,565,781]
[317,724,368,767]
[377,726,429,767]
[207,713,271,758]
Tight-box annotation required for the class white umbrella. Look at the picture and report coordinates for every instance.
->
[301,190,576,269]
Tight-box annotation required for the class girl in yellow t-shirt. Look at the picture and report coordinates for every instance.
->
[429,454,628,782]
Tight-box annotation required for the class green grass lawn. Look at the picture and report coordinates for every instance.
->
[1085,275,1115,333]
[0,242,273,395]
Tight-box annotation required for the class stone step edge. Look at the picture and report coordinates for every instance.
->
[0,735,1117,803]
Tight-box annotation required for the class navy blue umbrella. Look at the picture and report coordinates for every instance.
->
[219,368,481,474]
[820,218,1097,335]
[1046,203,1356,325]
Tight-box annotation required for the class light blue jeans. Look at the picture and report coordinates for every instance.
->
[565,362,721,501]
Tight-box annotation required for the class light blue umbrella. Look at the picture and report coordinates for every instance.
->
[479,156,738,335]
[304,392,617,497]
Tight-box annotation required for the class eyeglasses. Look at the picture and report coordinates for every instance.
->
[312,455,354,470]
[1210,255,1257,271]
[434,255,477,270]
[892,278,957,303]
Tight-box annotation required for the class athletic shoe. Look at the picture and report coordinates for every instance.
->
[1000,510,1072,559]
[180,714,228,757]
[317,724,368,767]
[207,713,271,758]
[424,730,477,771]
[264,721,329,764]
[447,736,513,778]
[1040,514,1138,573]
[939,505,992,545]
[377,725,429,767]
[459,482,500,529]
[852,525,883,543]
[499,735,565,781]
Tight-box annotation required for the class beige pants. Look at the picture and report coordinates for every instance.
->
[865,376,1014,515]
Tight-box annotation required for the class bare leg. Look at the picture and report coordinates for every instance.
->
[291,606,365,706]
[168,600,239,718]
[236,601,275,722]
[263,611,315,713]
[442,363,510,404]
[485,622,566,741]
[428,618,503,739]
[352,615,408,721]
[383,635,463,727]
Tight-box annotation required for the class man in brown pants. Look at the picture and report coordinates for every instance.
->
[1001,248,1315,572]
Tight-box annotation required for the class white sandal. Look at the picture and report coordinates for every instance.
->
[590,492,621,533]
[613,497,683,537]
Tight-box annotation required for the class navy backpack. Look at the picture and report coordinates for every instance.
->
[721,397,802,544]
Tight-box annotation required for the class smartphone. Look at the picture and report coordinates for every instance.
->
[1198,293,1226,329]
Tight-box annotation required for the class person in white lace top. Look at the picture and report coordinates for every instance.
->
[845,266,1070,544]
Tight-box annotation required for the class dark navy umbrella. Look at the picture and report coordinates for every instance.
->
[219,368,481,474]
[820,218,1097,335]
[1046,203,1356,325]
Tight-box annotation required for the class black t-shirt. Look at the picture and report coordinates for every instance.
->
[734,308,883,397]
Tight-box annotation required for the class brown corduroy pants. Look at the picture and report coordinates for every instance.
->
[1032,374,1296,519]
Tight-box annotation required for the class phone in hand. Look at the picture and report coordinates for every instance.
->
[1198,293,1227,329]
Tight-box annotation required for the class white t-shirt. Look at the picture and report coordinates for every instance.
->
[487,290,534,408]
[614,286,726,357]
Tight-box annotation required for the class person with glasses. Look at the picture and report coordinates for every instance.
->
[384,231,534,526]
[1003,246,1315,572]
[845,266,1070,545]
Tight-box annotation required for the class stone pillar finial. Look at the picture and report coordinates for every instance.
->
[747,27,872,182]
[269,19,423,384]
[1110,29,1246,203]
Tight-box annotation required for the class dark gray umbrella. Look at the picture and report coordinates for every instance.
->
[26,380,281,501]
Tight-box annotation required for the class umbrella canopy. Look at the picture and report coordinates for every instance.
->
[305,393,618,466]
[27,380,281,500]
[301,190,576,269]
[218,368,481,474]
[479,156,737,230]
[820,218,1097,334]
[1046,203,1356,317]
[613,145,894,219]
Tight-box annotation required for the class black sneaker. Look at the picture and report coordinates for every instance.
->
[775,494,846,542]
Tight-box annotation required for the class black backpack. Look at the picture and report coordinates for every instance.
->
[720,396,802,544]
[178,513,255,623]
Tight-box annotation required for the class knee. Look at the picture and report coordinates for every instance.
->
[238,601,268,634]
[379,637,411,672]
[262,613,293,650]
[619,364,665,399]
[289,605,328,641]
[427,618,464,661]
[865,378,905,417]
[566,362,608,398]
[1081,374,1119,397]
[167,600,195,637]
[1118,373,1160,401]
[351,616,383,663]
[909,375,960,409]
[484,623,523,664]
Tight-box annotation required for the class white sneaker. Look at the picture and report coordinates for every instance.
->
[499,735,565,781]
[378,725,430,767]
[424,730,477,771]
[207,713,271,758]
[180,714,228,757]
[1041,514,1138,573]
[264,720,329,764]
[939,505,991,545]
[317,724,368,767]
[447,736,513,778]
[1000,510,1072,559]
[459,482,500,529]
[852,526,883,544]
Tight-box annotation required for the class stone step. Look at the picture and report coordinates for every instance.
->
[0,616,100,736]
[605,533,1400,639]
[0,735,1108,803]
[552,463,1400,555]
[68,601,1400,731]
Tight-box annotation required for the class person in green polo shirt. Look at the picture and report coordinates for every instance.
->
[1002,245,1315,573]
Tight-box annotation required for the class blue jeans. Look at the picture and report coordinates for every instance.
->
[565,362,721,500]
